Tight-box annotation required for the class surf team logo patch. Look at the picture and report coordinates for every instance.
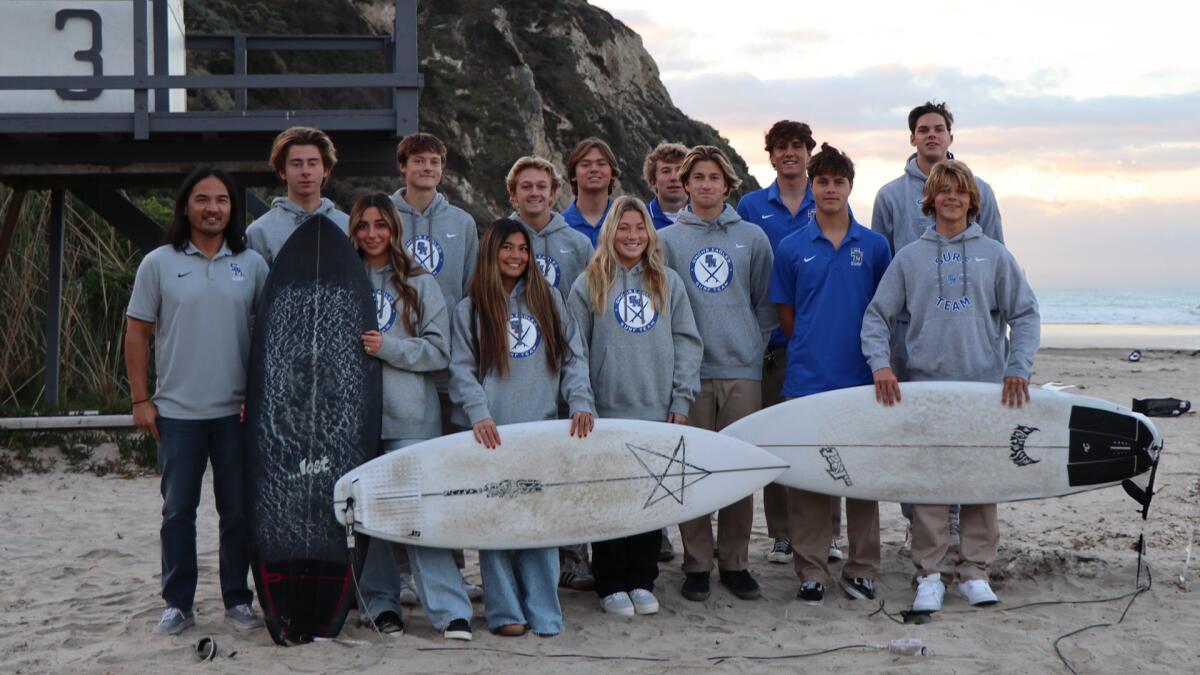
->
[229,262,245,281]
[534,253,561,288]
[406,235,445,276]
[689,247,733,293]
[373,289,397,332]
[613,289,658,333]
[850,247,863,267]
[507,312,541,358]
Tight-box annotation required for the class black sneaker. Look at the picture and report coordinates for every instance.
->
[718,569,761,600]
[443,618,472,641]
[797,580,825,604]
[681,572,711,601]
[658,529,675,562]
[364,610,404,634]
[840,576,876,600]
[767,537,793,564]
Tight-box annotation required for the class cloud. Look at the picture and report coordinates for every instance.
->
[996,196,1200,289]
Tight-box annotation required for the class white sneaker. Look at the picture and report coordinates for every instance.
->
[958,579,999,606]
[912,573,945,613]
[601,592,635,617]
[827,540,847,562]
[224,603,262,631]
[629,588,659,615]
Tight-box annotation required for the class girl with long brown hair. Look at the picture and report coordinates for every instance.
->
[566,196,702,617]
[448,218,594,637]
[349,194,473,640]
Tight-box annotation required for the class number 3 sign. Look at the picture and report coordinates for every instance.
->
[55,9,104,101]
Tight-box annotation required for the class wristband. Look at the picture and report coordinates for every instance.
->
[132,398,150,405]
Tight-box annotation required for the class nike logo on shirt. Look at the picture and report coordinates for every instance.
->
[761,214,774,219]
[803,256,817,263]
[973,257,988,262]
[446,233,458,238]
[735,244,748,249]
[177,271,192,277]
[560,249,571,253]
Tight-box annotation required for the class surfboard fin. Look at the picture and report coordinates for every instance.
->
[1122,451,1162,520]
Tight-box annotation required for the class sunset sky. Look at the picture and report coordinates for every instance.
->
[593,0,1200,290]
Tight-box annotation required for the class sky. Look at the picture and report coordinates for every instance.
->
[591,0,1200,290]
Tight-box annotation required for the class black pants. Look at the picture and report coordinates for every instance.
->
[591,530,662,597]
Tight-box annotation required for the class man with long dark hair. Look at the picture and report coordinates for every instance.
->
[125,167,268,635]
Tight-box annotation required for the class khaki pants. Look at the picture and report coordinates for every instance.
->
[788,489,879,583]
[911,503,998,582]
[679,379,760,573]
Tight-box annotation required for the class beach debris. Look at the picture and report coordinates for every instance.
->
[1132,397,1192,417]
[887,638,931,656]
[1128,350,1142,362]
[1041,382,1077,391]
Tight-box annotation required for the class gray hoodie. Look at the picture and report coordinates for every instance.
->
[390,189,478,312]
[658,204,777,380]
[860,223,1040,383]
[366,264,451,441]
[871,154,1004,254]
[246,197,350,266]
[510,211,593,294]
[567,264,703,420]
[448,279,594,427]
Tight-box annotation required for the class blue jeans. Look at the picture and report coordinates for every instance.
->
[480,548,561,635]
[157,414,252,612]
[359,439,472,629]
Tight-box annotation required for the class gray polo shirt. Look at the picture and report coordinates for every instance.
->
[126,241,268,419]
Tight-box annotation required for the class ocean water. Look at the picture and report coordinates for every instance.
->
[1034,288,1200,325]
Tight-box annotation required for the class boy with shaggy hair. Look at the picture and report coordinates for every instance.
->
[861,159,1039,613]
[246,126,349,266]
[563,137,621,246]
[643,142,690,230]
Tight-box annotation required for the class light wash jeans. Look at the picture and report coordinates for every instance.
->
[480,547,561,635]
[358,439,473,629]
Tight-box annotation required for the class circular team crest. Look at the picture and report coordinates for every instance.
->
[689,247,733,293]
[506,312,541,358]
[406,235,445,276]
[612,289,658,333]
[534,253,561,288]
[372,289,397,332]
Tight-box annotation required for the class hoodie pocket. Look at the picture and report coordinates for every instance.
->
[907,315,1004,379]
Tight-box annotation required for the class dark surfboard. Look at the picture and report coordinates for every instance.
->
[244,214,380,646]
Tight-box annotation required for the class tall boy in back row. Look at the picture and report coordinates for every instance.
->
[861,159,1039,612]
[871,101,1007,542]
[770,144,890,604]
[738,120,845,565]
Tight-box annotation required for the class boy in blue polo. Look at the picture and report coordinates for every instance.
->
[770,144,891,604]
[562,138,618,246]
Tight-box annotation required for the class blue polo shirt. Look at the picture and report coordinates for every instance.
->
[769,219,891,397]
[563,198,612,247]
[647,197,680,230]
[738,180,816,349]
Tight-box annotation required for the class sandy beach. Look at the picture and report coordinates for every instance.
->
[1,345,1197,674]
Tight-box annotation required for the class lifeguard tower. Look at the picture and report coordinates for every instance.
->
[0,0,421,405]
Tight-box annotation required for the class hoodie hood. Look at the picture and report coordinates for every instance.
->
[507,211,593,291]
[391,189,449,219]
[245,196,348,266]
[269,196,340,223]
[675,203,742,231]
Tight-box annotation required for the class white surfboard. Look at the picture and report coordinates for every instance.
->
[722,382,1162,504]
[333,419,788,549]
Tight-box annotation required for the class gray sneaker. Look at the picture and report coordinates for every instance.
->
[224,603,262,631]
[153,607,194,635]
[461,577,484,601]
[399,573,419,606]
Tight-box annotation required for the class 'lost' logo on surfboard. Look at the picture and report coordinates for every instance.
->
[1009,425,1041,467]
[298,456,332,477]
[819,447,853,486]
